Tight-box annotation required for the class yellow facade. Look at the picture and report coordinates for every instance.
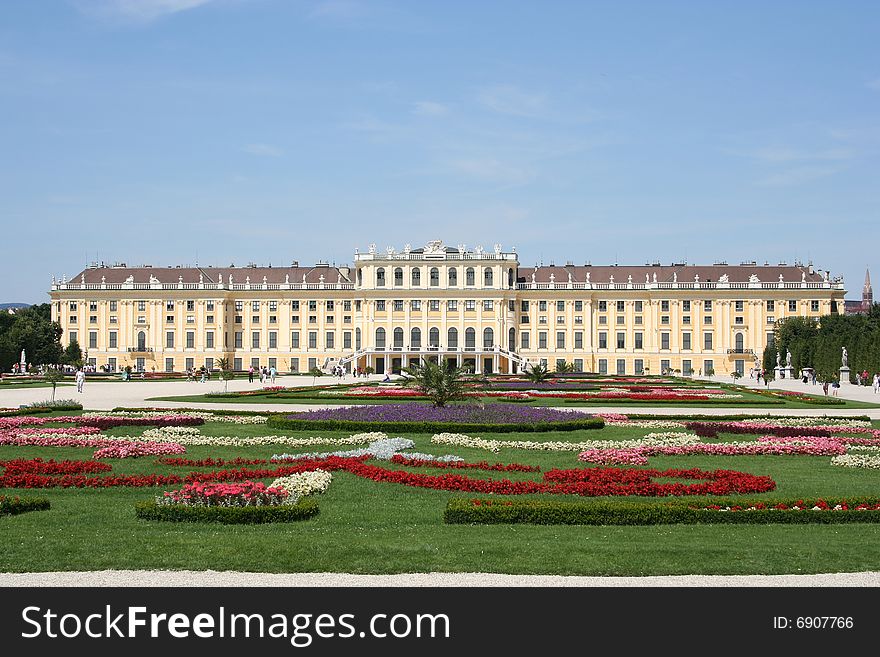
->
[49,240,845,376]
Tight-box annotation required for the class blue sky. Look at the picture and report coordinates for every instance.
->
[1,0,878,303]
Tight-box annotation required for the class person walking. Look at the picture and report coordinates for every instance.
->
[873,373,879,394]
[822,380,829,396]
[199,367,207,383]
[248,366,254,383]
[75,368,85,393]
[270,365,277,384]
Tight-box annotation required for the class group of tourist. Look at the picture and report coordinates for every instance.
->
[248,365,277,384]
[185,367,211,383]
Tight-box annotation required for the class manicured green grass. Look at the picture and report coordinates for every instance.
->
[3,418,880,575]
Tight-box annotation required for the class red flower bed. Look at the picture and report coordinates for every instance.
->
[543,467,775,496]
[0,458,111,475]
[157,457,270,467]
[685,422,832,439]
[389,456,540,472]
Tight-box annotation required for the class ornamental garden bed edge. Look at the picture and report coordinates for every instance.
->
[266,415,605,433]
[134,498,319,524]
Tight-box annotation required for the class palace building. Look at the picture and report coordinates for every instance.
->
[49,240,846,377]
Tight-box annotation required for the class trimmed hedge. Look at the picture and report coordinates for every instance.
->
[0,495,51,516]
[0,404,83,417]
[113,406,267,417]
[444,497,880,526]
[134,498,319,524]
[626,413,872,422]
[265,415,605,434]
[561,398,780,406]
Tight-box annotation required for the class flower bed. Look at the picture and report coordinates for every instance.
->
[389,455,540,472]
[0,495,51,516]
[134,498,318,524]
[93,442,186,459]
[270,470,333,498]
[830,454,880,469]
[159,481,291,507]
[268,404,604,433]
[444,497,880,525]
[137,428,384,448]
[684,422,833,439]
[431,431,699,453]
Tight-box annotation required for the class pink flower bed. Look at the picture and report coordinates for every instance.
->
[93,443,186,459]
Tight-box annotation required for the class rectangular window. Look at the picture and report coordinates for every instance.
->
[634,301,643,312]
[616,315,625,325]
[325,300,333,311]
[376,300,385,311]
[290,301,300,311]
[661,315,670,325]
[788,300,797,312]
[69,302,78,311]
[634,359,644,375]
[266,357,274,370]
[411,300,421,311]
[575,301,583,311]
[393,300,404,311]
[207,301,214,311]
[557,316,565,324]
[704,300,712,312]
[429,300,440,311]
[574,332,583,349]
[234,358,242,371]
[465,300,476,311]
[662,359,672,374]
[109,331,117,349]
[187,300,195,312]
[291,315,300,323]
[206,331,214,349]
[326,332,334,349]
[735,316,744,325]
[166,315,174,324]
[166,301,174,311]
[343,300,351,311]
[165,358,174,373]
[521,301,529,312]
[269,331,278,349]
[234,332,243,348]
[447,300,458,311]
[634,332,643,349]
[704,316,712,325]
[89,331,98,349]
[306,301,315,312]
[291,331,300,348]
[557,301,565,312]
[682,332,691,350]
[235,301,244,312]
[703,359,714,374]
[704,332,713,350]
[88,301,98,312]
[556,331,565,349]
[251,301,260,312]
[308,357,317,370]
[735,300,744,312]
[574,315,583,324]
[137,301,146,312]
[767,332,775,347]
[308,332,317,349]
[520,332,530,349]
[186,358,194,371]
[343,332,352,349]
[520,315,529,324]
[539,301,547,311]
[289,358,299,373]
[598,332,608,349]
[109,301,117,311]
[766,300,775,311]
[682,300,691,312]
[534,331,547,349]
[556,358,566,371]
[252,315,260,324]
[661,300,669,312]
[90,315,97,324]
[206,315,213,323]
[811,300,820,312]
[616,332,625,349]
[598,301,607,312]
[634,316,643,325]
[186,315,195,324]
[682,315,691,325]
[767,316,775,324]
[483,300,493,311]
[206,357,214,371]
[251,332,260,349]
[616,359,626,375]
[186,331,194,349]
[616,300,625,312]
[598,315,607,325]
[166,331,174,348]
[598,359,608,375]
[252,358,261,369]
[107,357,116,372]
[661,332,670,350]
[681,359,691,375]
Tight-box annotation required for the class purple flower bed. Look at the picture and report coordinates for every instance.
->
[286,403,584,423]
[267,403,605,433]
[482,382,599,390]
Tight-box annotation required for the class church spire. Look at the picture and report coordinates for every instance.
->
[864,267,873,310]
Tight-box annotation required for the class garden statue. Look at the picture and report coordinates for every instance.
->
[786,350,792,367]
[776,351,781,368]
[842,347,848,368]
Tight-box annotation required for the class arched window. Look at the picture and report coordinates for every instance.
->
[394,267,403,286]
[735,333,744,351]
[465,327,476,349]
[484,268,493,286]
[137,331,146,351]
[429,327,439,348]
[507,268,514,287]
[448,327,458,348]
[376,268,386,287]
[508,327,515,349]
[430,267,440,287]
[466,267,475,286]
[393,328,404,349]
[483,327,494,349]
[411,327,421,349]
[375,327,386,349]
[448,268,458,287]
[411,268,421,286]
[355,328,361,350]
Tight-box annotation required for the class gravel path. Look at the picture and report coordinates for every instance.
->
[2,570,879,587]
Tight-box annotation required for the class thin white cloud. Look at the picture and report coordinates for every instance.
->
[413,101,449,117]
[243,143,284,157]
[756,166,841,187]
[478,84,546,118]
[73,0,218,23]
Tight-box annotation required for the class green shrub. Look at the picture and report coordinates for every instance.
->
[265,416,605,434]
[0,496,51,516]
[444,497,880,526]
[134,498,319,524]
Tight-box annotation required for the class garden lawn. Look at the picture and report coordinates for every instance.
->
[2,419,880,576]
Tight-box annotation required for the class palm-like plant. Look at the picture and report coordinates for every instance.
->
[402,359,468,407]
[554,360,574,374]
[524,361,551,383]
[217,357,234,393]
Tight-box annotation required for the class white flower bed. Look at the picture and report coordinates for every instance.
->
[605,420,687,429]
[830,454,880,469]
[430,432,700,453]
[83,411,268,424]
[739,417,872,429]
[137,429,384,447]
[272,437,463,463]
[270,470,333,502]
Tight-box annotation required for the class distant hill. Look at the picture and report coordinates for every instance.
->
[0,303,31,310]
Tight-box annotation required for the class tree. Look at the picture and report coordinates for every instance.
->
[309,366,324,385]
[43,368,65,402]
[524,361,551,383]
[731,370,742,383]
[0,303,63,370]
[63,340,83,367]
[402,359,468,407]
[217,357,234,393]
